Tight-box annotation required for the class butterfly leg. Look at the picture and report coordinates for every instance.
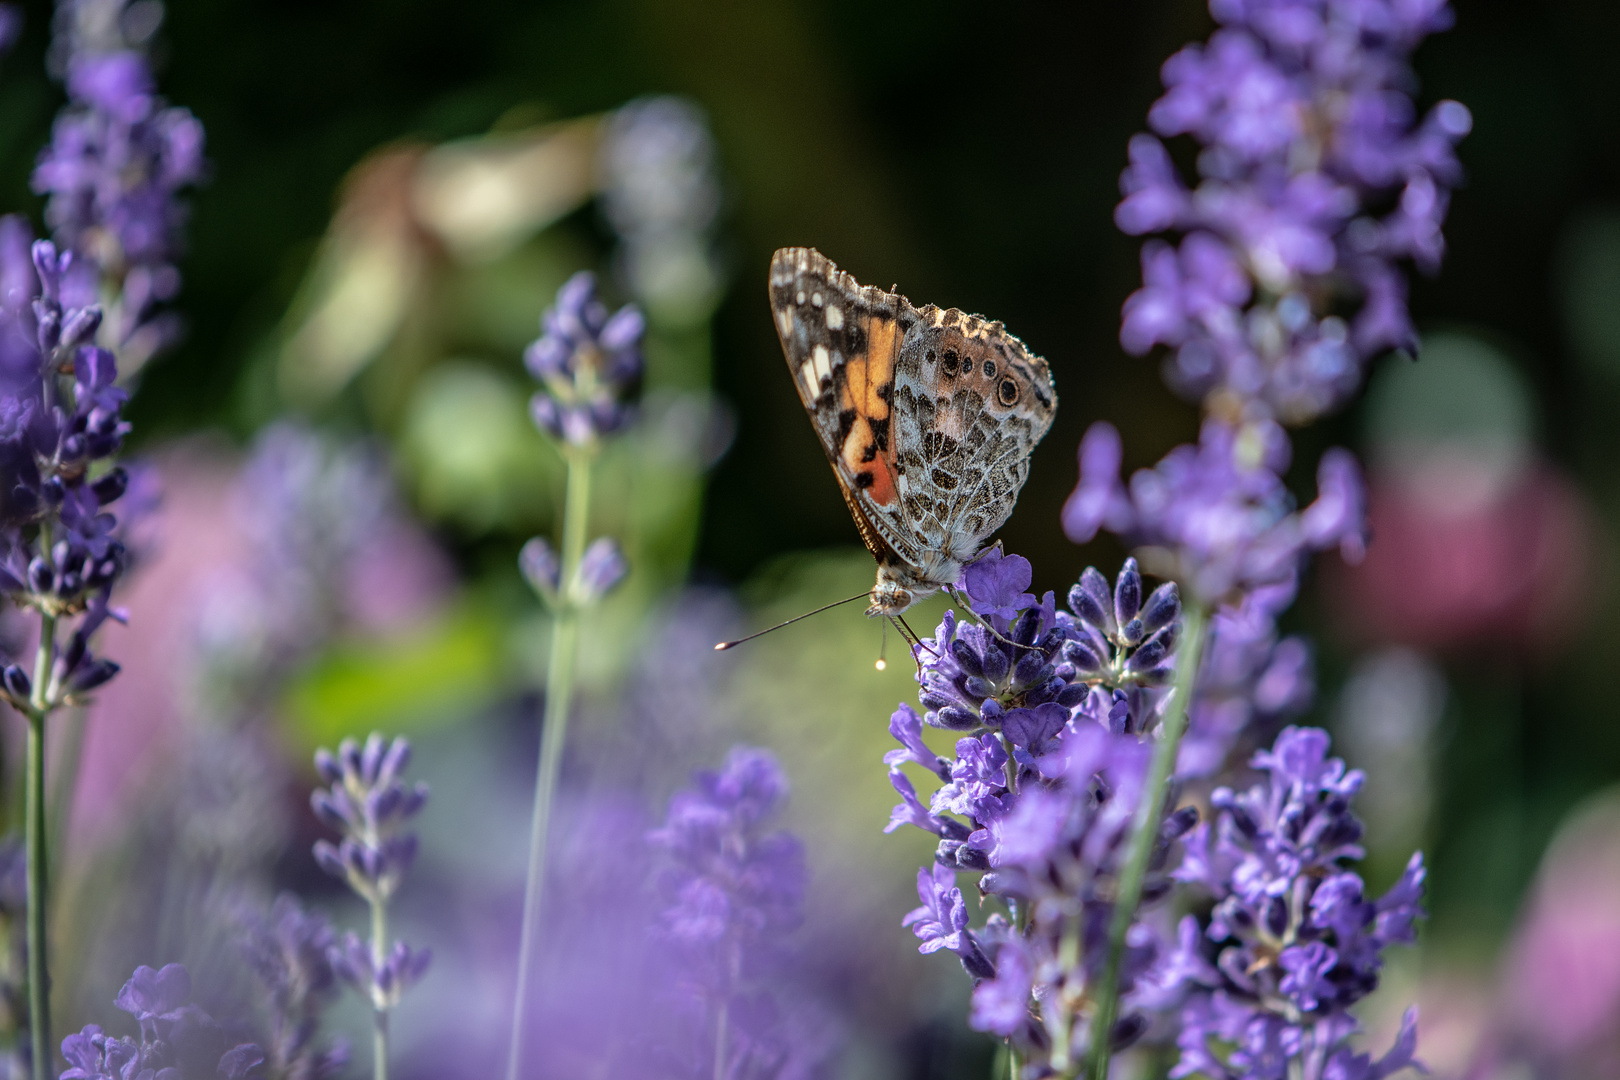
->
[945,587,1042,652]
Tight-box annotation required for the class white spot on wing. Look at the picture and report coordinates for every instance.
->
[812,345,832,385]
[825,307,843,330]
[796,290,806,305]
[776,308,793,337]
[811,292,824,308]
[799,360,818,396]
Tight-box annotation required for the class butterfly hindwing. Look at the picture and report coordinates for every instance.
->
[769,247,1058,600]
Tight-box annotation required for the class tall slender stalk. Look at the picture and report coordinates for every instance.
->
[26,611,56,1080]
[370,891,389,1080]
[1086,604,1207,1080]
[506,451,593,1080]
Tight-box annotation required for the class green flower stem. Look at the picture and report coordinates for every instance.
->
[371,891,389,1080]
[506,449,593,1080]
[26,610,56,1080]
[1085,603,1207,1080]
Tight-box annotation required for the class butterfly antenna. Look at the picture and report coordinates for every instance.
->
[714,591,871,651]
[876,619,888,671]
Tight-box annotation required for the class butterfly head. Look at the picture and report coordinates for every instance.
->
[866,580,917,618]
[867,556,957,617]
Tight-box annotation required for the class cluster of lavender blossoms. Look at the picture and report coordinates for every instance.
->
[1167,727,1426,1080]
[887,556,1196,1070]
[1115,0,1470,424]
[311,734,431,1075]
[0,239,129,712]
[524,270,645,453]
[647,747,809,1078]
[886,1,1464,1076]
[35,0,206,370]
[236,895,350,1080]
[61,963,263,1080]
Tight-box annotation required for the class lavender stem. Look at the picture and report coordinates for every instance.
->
[371,893,389,1080]
[26,609,55,1080]
[1085,603,1207,1080]
[507,450,593,1080]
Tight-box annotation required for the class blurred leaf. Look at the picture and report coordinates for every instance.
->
[282,599,506,749]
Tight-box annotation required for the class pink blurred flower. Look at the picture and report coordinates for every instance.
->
[1326,454,1599,659]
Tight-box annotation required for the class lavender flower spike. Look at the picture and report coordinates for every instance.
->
[648,746,809,1075]
[525,271,646,449]
[310,733,429,1079]
[1115,0,1469,423]
[1063,418,1366,610]
[1165,726,1427,1080]
[33,0,205,368]
[311,733,428,905]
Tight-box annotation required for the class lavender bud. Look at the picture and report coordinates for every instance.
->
[1114,557,1142,627]
[1,665,29,700]
[1138,581,1179,636]
[59,305,102,349]
[90,467,127,505]
[313,748,343,785]
[574,537,629,604]
[518,537,561,603]
[66,658,118,692]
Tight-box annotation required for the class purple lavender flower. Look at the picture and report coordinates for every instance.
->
[884,554,1203,1071]
[60,962,261,1080]
[33,0,205,368]
[1165,726,1427,1080]
[236,895,350,1080]
[311,733,428,905]
[1114,0,1469,423]
[525,271,645,448]
[0,237,133,711]
[647,746,809,1078]
[1062,419,1365,610]
[598,96,724,322]
[310,733,431,1032]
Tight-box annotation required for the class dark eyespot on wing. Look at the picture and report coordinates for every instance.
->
[837,408,856,445]
[854,471,876,490]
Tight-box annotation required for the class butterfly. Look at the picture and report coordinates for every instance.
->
[769,247,1058,617]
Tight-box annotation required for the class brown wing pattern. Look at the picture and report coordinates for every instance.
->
[769,247,1058,575]
[890,304,1057,561]
[769,248,911,566]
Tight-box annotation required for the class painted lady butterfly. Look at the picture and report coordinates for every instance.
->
[770,248,1058,617]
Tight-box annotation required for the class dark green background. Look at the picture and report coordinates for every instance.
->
[5,0,1618,986]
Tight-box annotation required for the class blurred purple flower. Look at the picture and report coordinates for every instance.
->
[62,962,260,1080]
[311,733,431,1022]
[1063,419,1366,609]
[236,894,349,1079]
[33,0,205,368]
[525,271,645,448]
[1115,0,1468,423]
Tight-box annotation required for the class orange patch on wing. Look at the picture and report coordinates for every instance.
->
[837,313,901,507]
